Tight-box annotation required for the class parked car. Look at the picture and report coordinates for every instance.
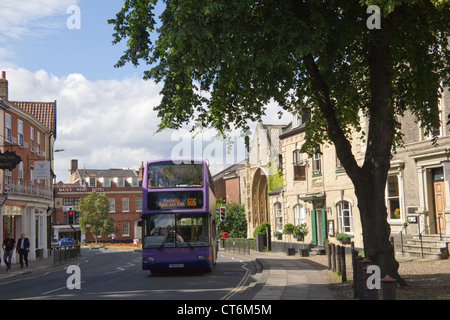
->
[51,238,59,247]
[59,238,76,246]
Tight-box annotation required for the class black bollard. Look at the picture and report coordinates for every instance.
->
[337,245,342,276]
[351,249,359,298]
[341,245,347,282]
[381,275,397,300]
[327,243,332,270]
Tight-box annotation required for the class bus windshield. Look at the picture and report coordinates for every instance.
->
[148,162,203,188]
[142,213,208,249]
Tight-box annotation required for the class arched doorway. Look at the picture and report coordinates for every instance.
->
[251,168,268,229]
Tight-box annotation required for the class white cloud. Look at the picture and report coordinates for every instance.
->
[5,67,291,182]
[0,0,78,40]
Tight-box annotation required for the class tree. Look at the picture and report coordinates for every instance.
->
[217,202,247,238]
[77,191,117,243]
[109,1,449,285]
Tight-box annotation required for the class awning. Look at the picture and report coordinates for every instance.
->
[299,193,325,201]
[52,225,81,232]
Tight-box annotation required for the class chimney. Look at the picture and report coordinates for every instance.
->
[0,71,8,100]
[139,161,144,183]
[70,159,78,176]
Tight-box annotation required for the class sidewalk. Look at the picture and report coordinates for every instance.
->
[224,250,334,300]
[0,253,68,281]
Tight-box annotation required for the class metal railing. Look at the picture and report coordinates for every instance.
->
[5,180,53,200]
[52,245,81,264]
[399,215,444,258]
[222,238,255,255]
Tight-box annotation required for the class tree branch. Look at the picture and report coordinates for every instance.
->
[304,54,362,180]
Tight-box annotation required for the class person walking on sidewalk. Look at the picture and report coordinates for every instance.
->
[2,233,16,271]
[16,233,30,268]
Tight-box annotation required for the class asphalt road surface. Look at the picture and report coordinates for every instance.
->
[0,248,259,300]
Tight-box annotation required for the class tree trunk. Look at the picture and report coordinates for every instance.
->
[353,172,407,287]
[304,24,408,286]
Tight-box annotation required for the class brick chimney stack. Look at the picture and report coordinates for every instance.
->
[0,71,8,100]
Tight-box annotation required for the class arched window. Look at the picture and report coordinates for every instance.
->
[337,201,353,233]
[294,204,306,226]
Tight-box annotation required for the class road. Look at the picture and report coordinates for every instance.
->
[0,248,260,300]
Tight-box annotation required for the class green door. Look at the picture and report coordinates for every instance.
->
[320,209,327,245]
[311,210,317,245]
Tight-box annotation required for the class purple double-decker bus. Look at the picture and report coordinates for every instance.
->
[141,159,217,273]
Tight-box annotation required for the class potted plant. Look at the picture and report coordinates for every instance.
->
[283,223,296,255]
[274,230,283,240]
[293,224,308,241]
[336,232,353,244]
[294,224,309,257]
[300,246,309,257]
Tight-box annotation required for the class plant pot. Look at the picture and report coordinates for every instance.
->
[287,248,296,256]
[339,238,351,245]
[300,248,309,257]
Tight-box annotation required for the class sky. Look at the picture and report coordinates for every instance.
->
[0,0,291,182]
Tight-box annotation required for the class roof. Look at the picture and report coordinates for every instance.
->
[76,169,138,178]
[212,161,245,181]
[10,100,57,138]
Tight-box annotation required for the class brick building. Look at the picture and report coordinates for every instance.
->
[54,160,143,243]
[0,71,57,261]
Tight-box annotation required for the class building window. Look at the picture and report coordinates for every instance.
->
[89,177,96,187]
[122,197,129,212]
[5,113,11,142]
[294,204,306,226]
[386,175,401,220]
[312,148,322,176]
[117,177,125,187]
[136,197,142,212]
[122,222,130,237]
[108,198,115,213]
[30,127,35,152]
[102,177,111,187]
[336,152,345,172]
[18,162,24,184]
[4,170,11,185]
[37,131,41,155]
[337,201,353,233]
[275,202,282,231]
[63,198,80,206]
[293,149,306,181]
[17,119,23,147]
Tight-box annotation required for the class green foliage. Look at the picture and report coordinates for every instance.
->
[268,161,283,191]
[76,191,117,243]
[253,222,270,240]
[110,0,449,280]
[217,202,247,238]
[283,223,295,235]
[293,224,309,237]
[109,0,449,156]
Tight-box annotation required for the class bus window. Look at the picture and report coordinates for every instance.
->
[142,213,207,248]
[148,162,203,188]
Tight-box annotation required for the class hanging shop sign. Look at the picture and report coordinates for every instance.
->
[0,151,21,171]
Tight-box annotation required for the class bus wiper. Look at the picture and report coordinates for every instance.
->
[185,241,194,250]
[158,238,167,250]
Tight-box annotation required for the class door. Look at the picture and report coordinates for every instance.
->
[311,210,317,246]
[311,209,327,246]
[434,181,446,235]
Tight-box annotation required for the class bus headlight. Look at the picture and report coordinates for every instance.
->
[144,257,155,262]
[199,256,211,260]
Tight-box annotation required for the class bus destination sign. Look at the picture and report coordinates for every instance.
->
[147,191,204,210]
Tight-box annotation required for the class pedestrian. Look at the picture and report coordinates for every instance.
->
[16,233,30,268]
[2,233,16,271]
